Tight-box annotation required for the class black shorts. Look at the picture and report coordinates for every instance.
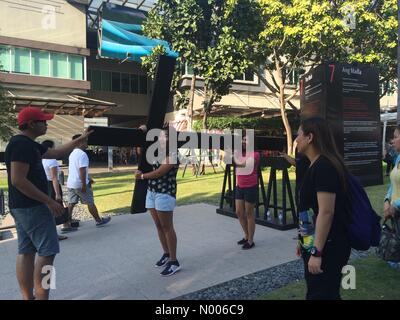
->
[235,186,258,204]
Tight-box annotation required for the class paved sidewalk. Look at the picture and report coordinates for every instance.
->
[0,204,298,300]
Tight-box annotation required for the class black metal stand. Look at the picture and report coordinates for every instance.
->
[216,157,297,230]
[263,157,297,230]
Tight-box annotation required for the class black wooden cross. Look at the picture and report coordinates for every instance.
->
[87,55,287,220]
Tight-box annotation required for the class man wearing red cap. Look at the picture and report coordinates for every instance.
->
[5,106,91,300]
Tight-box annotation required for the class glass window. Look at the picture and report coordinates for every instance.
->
[91,70,101,90]
[101,71,111,91]
[0,46,10,72]
[139,75,147,94]
[11,47,30,74]
[130,74,139,93]
[382,81,396,97]
[234,73,244,81]
[69,55,84,80]
[380,83,385,96]
[50,53,68,78]
[244,70,254,82]
[31,50,49,77]
[112,72,121,92]
[121,73,130,93]
[287,69,304,86]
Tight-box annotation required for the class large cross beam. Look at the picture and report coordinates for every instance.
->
[87,127,285,150]
[87,55,285,214]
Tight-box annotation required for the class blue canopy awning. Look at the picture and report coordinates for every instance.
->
[98,3,178,62]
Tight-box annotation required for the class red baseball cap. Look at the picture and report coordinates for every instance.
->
[18,106,54,126]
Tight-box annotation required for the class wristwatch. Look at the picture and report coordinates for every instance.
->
[310,246,322,257]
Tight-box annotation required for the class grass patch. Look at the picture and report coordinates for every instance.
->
[88,167,227,213]
[0,164,393,214]
[259,255,400,300]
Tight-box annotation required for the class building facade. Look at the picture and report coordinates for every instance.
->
[0,0,397,151]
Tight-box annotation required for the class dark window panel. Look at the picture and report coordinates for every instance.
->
[121,73,130,93]
[91,70,101,90]
[112,72,121,92]
[130,74,139,93]
[139,75,147,94]
[101,71,111,91]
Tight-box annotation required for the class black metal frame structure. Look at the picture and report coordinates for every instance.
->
[217,156,297,231]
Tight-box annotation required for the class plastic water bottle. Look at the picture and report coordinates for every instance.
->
[388,261,400,270]
[278,211,283,224]
[266,210,271,221]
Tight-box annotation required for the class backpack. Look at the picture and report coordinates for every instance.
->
[346,174,381,251]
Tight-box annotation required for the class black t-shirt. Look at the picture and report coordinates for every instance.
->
[5,135,48,209]
[298,155,348,240]
[295,153,310,189]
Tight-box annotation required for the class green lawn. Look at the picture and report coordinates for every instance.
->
[260,255,400,300]
[0,164,391,215]
[90,167,227,213]
[0,176,7,190]
[87,166,301,213]
[84,165,390,215]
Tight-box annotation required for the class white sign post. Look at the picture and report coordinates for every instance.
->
[84,118,112,171]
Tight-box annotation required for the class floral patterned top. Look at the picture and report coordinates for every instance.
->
[148,161,179,198]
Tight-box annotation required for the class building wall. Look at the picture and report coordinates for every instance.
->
[86,54,152,118]
[0,0,86,48]
[180,69,301,115]
[380,92,398,111]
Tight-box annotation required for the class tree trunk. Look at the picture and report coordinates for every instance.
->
[202,85,210,130]
[279,89,293,155]
[202,111,208,130]
[275,63,293,155]
[187,74,196,131]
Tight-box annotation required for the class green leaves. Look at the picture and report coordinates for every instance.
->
[142,0,262,117]
[142,0,397,130]
[0,83,16,141]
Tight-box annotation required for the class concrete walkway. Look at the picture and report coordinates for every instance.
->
[0,204,298,300]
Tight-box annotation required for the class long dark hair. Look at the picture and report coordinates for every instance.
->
[300,117,348,191]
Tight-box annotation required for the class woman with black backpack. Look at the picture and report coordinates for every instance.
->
[295,117,351,300]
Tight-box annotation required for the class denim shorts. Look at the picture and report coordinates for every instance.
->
[235,185,258,204]
[10,204,59,257]
[146,190,176,212]
[68,186,94,205]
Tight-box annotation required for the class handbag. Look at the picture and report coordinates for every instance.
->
[376,217,400,262]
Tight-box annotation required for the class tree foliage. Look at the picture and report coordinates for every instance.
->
[142,0,263,128]
[0,82,16,141]
[254,0,397,153]
[142,0,397,152]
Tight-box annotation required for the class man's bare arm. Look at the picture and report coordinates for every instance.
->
[43,130,93,159]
